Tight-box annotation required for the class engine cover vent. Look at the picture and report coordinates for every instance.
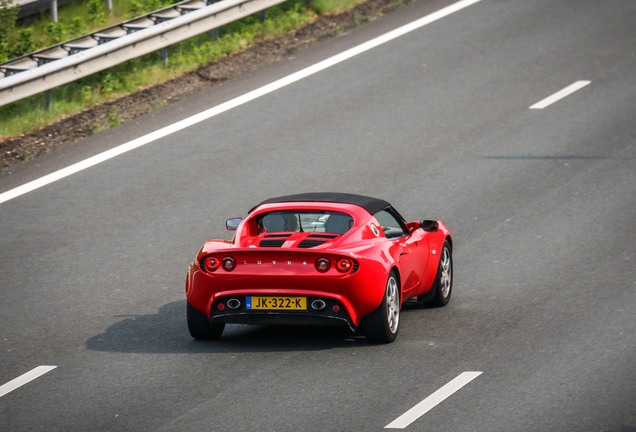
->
[259,239,287,247]
[297,239,327,248]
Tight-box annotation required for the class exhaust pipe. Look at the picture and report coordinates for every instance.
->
[227,299,241,309]
[311,300,326,311]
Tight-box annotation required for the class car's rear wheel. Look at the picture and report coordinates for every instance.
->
[363,271,400,343]
[420,240,452,307]
[187,301,224,340]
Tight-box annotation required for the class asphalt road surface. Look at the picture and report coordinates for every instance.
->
[1,0,635,430]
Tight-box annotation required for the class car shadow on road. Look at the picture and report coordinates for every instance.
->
[86,300,374,354]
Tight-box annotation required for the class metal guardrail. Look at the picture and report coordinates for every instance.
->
[0,0,287,107]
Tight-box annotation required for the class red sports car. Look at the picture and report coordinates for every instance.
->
[185,193,453,343]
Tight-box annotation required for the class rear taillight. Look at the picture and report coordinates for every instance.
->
[335,258,352,273]
[222,256,236,271]
[315,257,331,273]
[204,256,220,272]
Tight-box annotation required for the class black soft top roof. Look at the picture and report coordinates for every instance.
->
[249,193,391,215]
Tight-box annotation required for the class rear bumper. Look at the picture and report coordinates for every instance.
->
[210,294,356,331]
[186,256,389,327]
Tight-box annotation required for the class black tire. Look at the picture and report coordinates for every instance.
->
[362,271,400,343]
[187,301,224,340]
[421,240,452,307]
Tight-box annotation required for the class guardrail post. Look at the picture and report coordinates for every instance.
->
[44,90,52,110]
[260,9,266,22]
[50,0,58,22]
[211,28,219,41]
[161,47,168,66]
[106,0,113,14]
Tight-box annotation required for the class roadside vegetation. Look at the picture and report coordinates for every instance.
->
[0,0,364,139]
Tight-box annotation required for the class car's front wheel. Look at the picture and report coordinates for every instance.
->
[363,271,400,343]
[187,301,225,340]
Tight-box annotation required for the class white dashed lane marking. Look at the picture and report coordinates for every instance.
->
[385,371,482,429]
[0,366,57,398]
[529,80,591,109]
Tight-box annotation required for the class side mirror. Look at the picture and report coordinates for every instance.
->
[420,220,439,232]
[226,218,243,231]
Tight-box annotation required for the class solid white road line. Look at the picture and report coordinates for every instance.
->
[0,365,57,398]
[0,0,483,206]
[384,371,482,429]
[529,80,591,109]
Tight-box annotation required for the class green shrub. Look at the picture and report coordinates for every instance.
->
[69,17,86,37]
[0,0,34,61]
[44,22,68,44]
[81,85,93,103]
[88,0,106,26]
[100,72,120,96]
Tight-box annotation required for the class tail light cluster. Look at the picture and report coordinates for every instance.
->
[315,257,356,274]
[203,255,356,274]
[203,256,236,272]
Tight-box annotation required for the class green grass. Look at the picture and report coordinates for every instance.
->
[0,0,371,140]
[311,0,363,14]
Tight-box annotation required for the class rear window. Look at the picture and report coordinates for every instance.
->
[256,211,353,235]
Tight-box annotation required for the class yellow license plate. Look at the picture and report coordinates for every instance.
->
[246,296,306,310]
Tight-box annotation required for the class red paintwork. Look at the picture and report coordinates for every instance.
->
[186,201,451,330]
